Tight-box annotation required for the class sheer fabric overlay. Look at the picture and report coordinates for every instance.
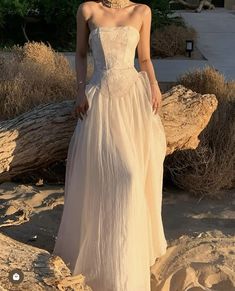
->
[53,26,167,291]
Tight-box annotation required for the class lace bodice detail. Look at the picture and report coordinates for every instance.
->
[89,26,140,70]
[86,26,142,100]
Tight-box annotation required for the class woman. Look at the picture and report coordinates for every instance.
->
[53,1,168,290]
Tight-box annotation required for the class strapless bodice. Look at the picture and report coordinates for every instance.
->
[88,25,140,71]
[86,26,142,101]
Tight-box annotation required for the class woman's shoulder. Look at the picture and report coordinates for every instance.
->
[78,1,97,9]
[77,1,99,13]
[132,2,151,13]
[76,1,98,19]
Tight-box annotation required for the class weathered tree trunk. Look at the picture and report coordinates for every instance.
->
[0,84,218,183]
[0,100,76,182]
[162,85,217,155]
[0,233,92,290]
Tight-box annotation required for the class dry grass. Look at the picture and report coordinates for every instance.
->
[178,65,235,102]
[0,41,78,120]
[151,24,197,58]
[165,65,235,197]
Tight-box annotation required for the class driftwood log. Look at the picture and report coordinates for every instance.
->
[0,84,218,183]
[0,233,92,291]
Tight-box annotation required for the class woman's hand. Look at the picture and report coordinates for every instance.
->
[150,84,162,115]
[71,92,89,121]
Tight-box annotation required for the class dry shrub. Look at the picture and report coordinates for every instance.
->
[178,65,235,102]
[0,41,77,120]
[151,24,197,58]
[165,65,235,197]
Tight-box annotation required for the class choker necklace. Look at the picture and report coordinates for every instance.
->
[102,0,131,8]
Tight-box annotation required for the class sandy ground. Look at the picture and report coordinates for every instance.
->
[0,181,234,290]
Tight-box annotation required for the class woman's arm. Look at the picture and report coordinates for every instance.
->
[137,5,162,114]
[72,3,90,120]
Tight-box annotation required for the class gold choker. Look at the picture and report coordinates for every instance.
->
[102,0,131,8]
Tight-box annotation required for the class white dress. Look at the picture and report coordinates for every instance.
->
[53,25,167,291]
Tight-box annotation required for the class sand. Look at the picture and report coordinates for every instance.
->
[0,181,234,290]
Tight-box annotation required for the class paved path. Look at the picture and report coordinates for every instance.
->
[174,8,235,82]
[145,8,235,82]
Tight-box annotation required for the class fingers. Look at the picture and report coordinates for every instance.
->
[152,99,161,115]
[152,99,157,114]
[76,106,85,120]
[71,101,89,121]
[150,97,157,114]
[82,102,89,117]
